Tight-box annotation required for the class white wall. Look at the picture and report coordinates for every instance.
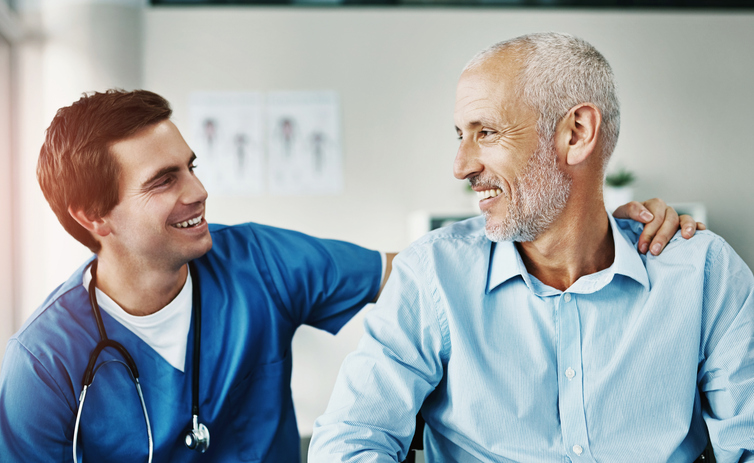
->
[143,8,754,435]
[0,34,13,362]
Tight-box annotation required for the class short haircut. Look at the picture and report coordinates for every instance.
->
[465,32,620,166]
[37,89,172,253]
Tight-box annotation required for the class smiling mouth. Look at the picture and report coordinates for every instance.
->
[477,189,503,201]
[171,215,203,229]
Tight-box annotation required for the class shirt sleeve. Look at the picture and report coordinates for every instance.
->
[250,224,383,334]
[0,339,75,462]
[308,247,448,462]
[697,238,754,461]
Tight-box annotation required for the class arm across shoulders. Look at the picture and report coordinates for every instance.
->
[211,222,383,333]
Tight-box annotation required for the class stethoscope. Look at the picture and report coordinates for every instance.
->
[72,259,210,462]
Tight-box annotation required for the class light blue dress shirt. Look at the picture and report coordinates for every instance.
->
[310,215,754,463]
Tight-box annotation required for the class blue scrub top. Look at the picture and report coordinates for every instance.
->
[0,222,382,462]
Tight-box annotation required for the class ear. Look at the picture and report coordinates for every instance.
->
[68,205,111,238]
[556,103,601,166]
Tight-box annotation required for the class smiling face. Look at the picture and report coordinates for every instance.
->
[454,55,572,242]
[101,119,212,271]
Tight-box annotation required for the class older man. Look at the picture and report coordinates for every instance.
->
[309,33,754,462]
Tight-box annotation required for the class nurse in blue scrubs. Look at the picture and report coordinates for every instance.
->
[0,89,694,462]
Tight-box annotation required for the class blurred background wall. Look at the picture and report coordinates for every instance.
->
[0,0,14,363]
[3,0,754,438]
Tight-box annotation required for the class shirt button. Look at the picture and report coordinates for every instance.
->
[573,444,583,456]
[563,293,572,303]
[565,367,576,380]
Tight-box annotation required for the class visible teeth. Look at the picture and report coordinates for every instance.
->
[476,189,503,200]
[173,215,202,228]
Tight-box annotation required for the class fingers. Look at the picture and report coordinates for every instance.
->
[679,215,703,238]
[644,205,680,255]
[613,198,705,255]
[612,200,655,223]
[614,198,668,254]
[635,199,670,254]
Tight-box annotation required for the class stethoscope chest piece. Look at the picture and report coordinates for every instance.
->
[185,415,210,453]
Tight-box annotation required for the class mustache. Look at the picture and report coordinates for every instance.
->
[469,175,508,196]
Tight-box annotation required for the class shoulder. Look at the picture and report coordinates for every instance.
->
[205,221,297,259]
[651,229,733,266]
[399,215,490,270]
[207,221,334,249]
[2,261,95,400]
[12,259,93,348]
[643,229,753,301]
[408,215,487,250]
[614,217,729,262]
[202,222,378,276]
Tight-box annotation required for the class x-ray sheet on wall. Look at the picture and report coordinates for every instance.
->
[189,92,264,196]
[266,91,343,196]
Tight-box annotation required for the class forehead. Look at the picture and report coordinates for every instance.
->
[109,120,191,181]
[454,53,530,126]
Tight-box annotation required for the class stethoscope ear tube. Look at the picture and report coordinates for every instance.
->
[73,362,153,463]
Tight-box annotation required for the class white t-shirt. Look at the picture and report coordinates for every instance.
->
[82,267,192,372]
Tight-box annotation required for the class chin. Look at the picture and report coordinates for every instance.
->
[186,235,214,262]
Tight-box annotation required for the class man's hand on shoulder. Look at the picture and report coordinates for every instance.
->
[613,198,706,256]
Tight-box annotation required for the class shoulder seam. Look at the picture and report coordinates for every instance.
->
[18,282,86,338]
[6,338,74,412]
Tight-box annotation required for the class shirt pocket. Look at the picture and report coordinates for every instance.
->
[228,353,290,462]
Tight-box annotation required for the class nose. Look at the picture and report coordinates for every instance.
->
[453,138,483,180]
[183,171,208,205]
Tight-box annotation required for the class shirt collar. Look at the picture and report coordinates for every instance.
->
[606,213,650,290]
[486,240,529,294]
[486,213,649,294]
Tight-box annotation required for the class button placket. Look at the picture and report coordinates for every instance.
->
[556,293,595,461]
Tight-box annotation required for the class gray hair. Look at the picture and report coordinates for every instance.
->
[464,32,620,165]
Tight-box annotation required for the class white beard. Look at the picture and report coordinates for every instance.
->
[482,140,572,243]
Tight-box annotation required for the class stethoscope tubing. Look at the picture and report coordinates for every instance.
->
[73,360,154,463]
[73,259,204,462]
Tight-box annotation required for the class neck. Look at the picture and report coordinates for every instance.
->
[93,253,188,316]
[516,192,614,292]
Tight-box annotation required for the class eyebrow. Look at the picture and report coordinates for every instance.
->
[455,120,486,133]
[142,152,197,187]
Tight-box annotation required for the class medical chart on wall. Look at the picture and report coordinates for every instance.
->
[188,90,343,197]
[266,91,343,196]
[189,92,265,196]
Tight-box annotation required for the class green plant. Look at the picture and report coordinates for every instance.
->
[605,168,635,188]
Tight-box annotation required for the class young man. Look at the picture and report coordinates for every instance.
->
[0,89,693,462]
